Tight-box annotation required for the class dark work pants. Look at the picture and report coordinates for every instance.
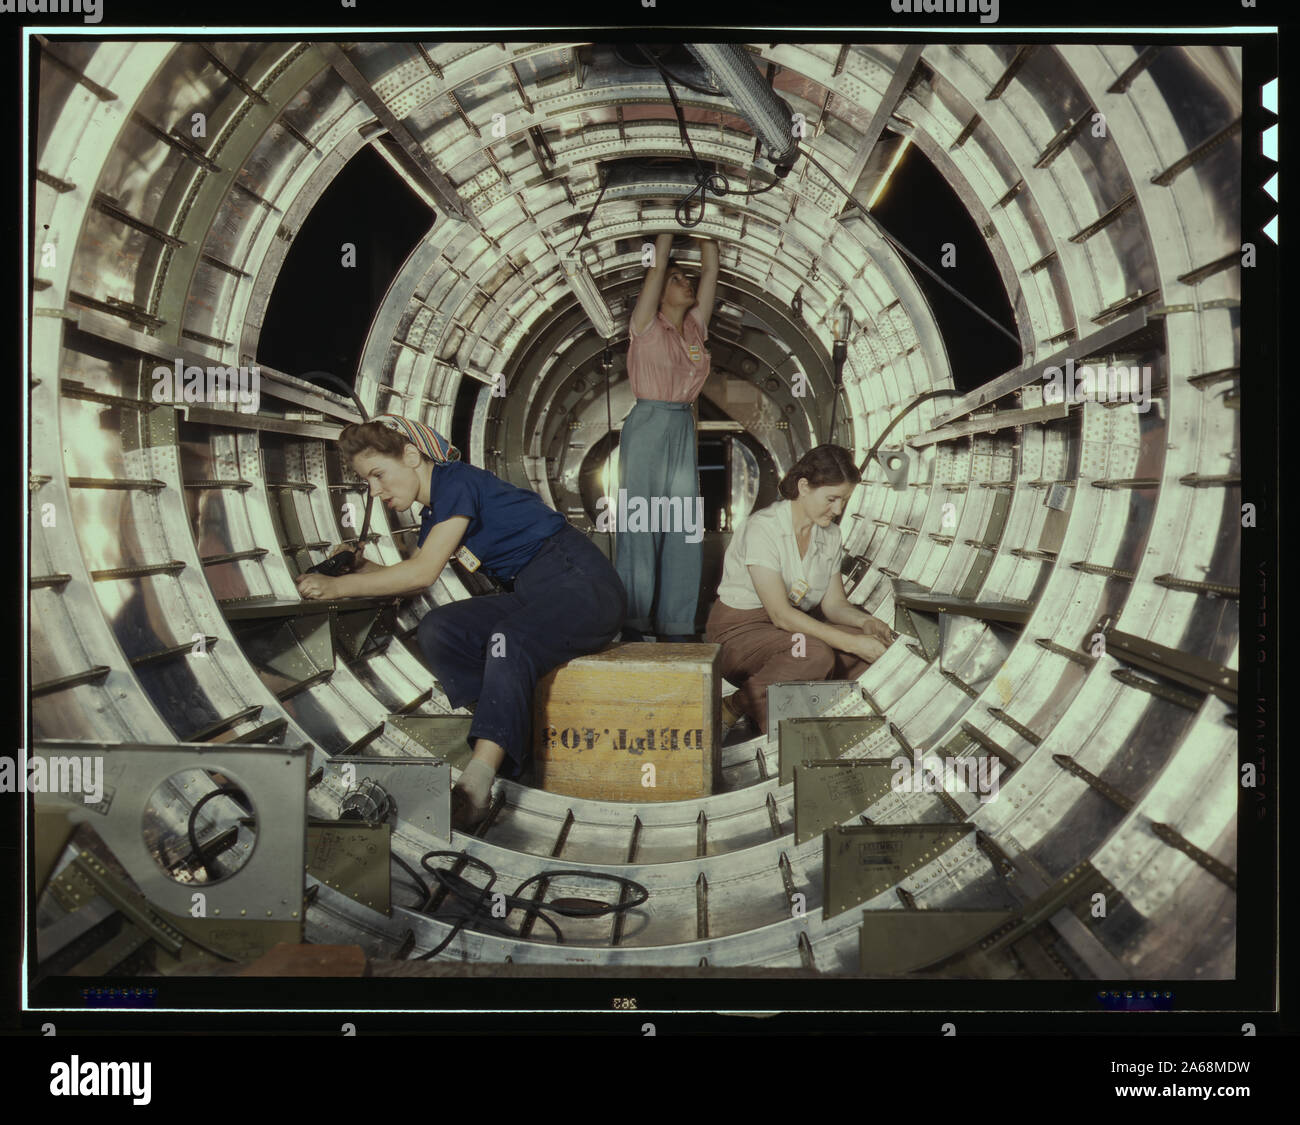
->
[417,524,627,779]
[704,600,871,735]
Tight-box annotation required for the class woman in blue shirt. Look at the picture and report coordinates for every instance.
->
[296,415,627,830]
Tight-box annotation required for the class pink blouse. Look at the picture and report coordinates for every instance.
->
[626,309,711,402]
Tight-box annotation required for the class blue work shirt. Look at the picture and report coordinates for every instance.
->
[416,461,565,580]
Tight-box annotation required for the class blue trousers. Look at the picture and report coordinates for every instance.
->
[615,399,701,635]
[416,524,627,779]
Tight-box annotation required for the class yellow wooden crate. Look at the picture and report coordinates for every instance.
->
[533,643,722,801]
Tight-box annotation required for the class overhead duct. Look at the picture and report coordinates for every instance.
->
[599,158,717,201]
[601,159,700,201]
[685,43,801,175]
[596,158,779,209]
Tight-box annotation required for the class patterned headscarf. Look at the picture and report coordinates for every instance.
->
[373,414,459,464]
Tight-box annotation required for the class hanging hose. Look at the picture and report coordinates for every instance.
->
[570,166,611,252]
[602,344,616,561]
[649,55,781,228]
[858,388,959,476]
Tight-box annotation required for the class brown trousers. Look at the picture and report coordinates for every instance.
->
[704,599,871,734]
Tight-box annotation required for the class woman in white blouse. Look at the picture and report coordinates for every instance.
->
[705,445,894,734]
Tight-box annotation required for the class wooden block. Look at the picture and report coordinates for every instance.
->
[533,642,721,801]
[233,942,368,977]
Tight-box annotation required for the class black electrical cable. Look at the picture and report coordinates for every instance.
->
[432,861,566,943]
[602,344,615,561]
[729,178,782,198]
[569,167,611,253]
[566,50,781,254]
[406,850,650,959]
[413,850,498,959]
[828,375,843,442]
[386,852,515,943]
[858,388,959,476]
[650,61,786,226]
[414,851,559,959]
[795,145,1023,350]
[571,60,1011,360]
[186,784,250,880]
[509,870,650,918]
[391,851,431,912]
[650,57,729,228]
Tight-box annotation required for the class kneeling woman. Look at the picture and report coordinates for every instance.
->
[704,445,894,735]
[296,415,627,829]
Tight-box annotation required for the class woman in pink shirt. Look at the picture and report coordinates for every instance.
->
[617,231,719,641]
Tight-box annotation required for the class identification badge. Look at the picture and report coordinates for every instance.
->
[788,578,809,605]
[455,545,481,572]
[687,343,702,363]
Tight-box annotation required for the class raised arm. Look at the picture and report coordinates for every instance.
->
[629,232,675,336]
[692,237,719,327]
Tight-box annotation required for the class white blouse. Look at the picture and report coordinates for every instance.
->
[716,500,844,612]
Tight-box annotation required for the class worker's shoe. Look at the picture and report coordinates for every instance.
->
[450,785,492,833]
[720,692,748,736]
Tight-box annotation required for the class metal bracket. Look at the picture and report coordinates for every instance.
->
[895,604,941,661]
[385,715,476,772]
[875,445,911,489]
[33,741,308,922]
[334,602,397,660]
[778,716,887,784]
[306,820,391,915]
[259,614,334,682]
[823,823,974,919]
[1102,627,1237,705]
[765,681,865,748]
[895,586,1034,628]
[53,852,187,955]
[794,760,898,844]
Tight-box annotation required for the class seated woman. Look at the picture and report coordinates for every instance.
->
[704,444,894,735]
[296,414,627,830]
